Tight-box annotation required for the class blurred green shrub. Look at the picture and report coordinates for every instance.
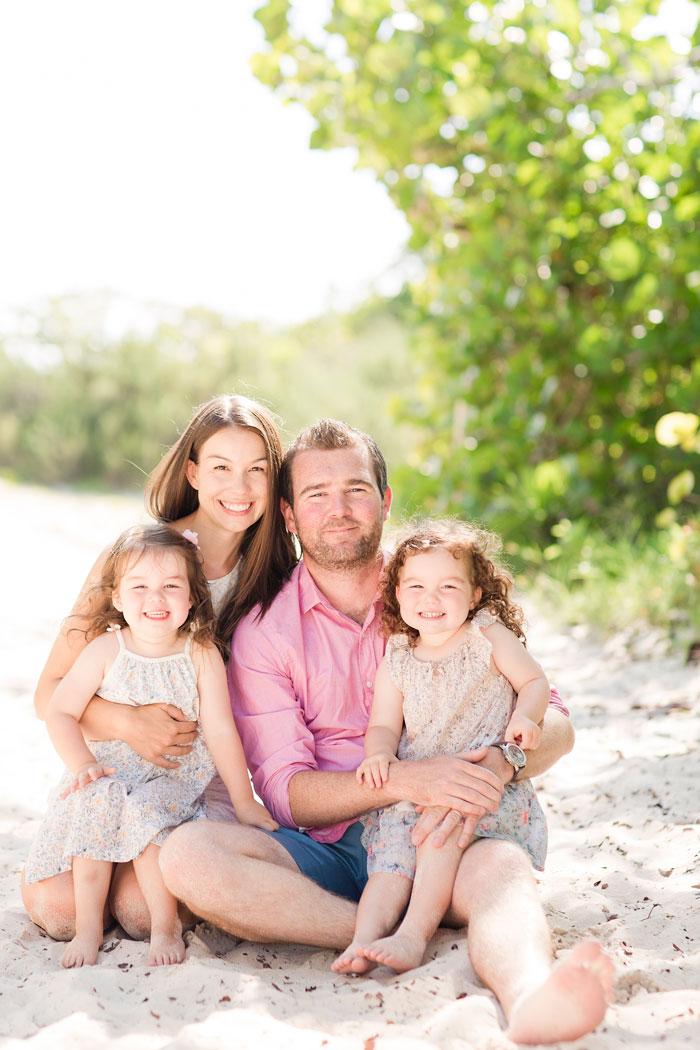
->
[0,294,418,490]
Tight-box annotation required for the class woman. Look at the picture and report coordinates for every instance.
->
[23,394,297,940]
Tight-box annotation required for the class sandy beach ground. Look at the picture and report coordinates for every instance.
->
[1,479,698,1049]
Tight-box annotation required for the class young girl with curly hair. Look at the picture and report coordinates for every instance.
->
[333,518,550,977]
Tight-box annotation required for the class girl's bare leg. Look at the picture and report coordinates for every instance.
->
[333,871,412,975]
[361,827,467,973]
[62,857,113,968]
[132,844,185,966]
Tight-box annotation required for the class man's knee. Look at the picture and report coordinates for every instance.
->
[460,837,532,879]
[449,838,535,923]
[159,821,207,897]
[160,820,299,899]
[160,820,250,894]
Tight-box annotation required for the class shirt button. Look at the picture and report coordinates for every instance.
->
[365,680,373,689]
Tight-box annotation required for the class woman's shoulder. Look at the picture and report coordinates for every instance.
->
[70,544,113,615]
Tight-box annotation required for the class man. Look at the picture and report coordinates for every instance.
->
[160,420,612,1043]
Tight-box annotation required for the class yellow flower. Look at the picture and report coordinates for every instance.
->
[655,412,700,451]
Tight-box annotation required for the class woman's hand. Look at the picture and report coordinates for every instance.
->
[234,798,279,831]
[356,751,397,788]
[120,704,199,768]
[61,761,116,798]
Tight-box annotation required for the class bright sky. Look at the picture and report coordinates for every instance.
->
[0,0,410,326]
[1,1,695,329]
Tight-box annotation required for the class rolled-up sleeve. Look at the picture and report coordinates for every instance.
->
[229,610,316,830]
[548,685,569,718]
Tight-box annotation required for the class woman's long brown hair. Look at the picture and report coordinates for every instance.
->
[145,395,297,651]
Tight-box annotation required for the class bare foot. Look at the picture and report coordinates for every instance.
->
[506,940,615,1045]
[360,931,427,974]
[61,931,101,968]
[332,941,377,976]
[148,922,186,966]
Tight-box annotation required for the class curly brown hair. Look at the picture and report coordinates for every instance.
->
[72,523,220,654]
[381,518,526,647]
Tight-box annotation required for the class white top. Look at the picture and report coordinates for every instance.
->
[207,563,241,616]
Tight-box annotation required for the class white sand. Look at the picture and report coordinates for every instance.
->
[1,479,698,1048]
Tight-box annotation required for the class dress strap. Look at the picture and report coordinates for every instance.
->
[106,623,125,648]
[471,608,500,630]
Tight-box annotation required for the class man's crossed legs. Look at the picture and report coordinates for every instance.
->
[153,820,612,1045]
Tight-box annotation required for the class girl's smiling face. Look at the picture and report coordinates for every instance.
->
[186,426,269,536]
[112,549,192,640]
[396,547,482,646]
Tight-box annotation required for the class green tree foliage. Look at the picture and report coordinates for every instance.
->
[252,0,700,554]
[0,293,417,489]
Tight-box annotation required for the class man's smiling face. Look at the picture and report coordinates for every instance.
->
[282,445,391,572]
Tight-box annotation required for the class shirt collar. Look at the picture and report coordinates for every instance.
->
[298,554,388,619]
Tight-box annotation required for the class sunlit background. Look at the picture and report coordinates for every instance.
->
[0,0,410,326]
[1,0,699,644]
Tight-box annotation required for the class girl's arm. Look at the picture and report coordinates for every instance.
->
[356,657,405,789]
[45,634,117,789]
[195,645,278,830]
[481,622,550,750]
[35,547,198,769]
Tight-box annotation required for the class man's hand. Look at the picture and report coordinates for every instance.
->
[122,704,198,769]
[410,745,514,848]
[388,746,504,819]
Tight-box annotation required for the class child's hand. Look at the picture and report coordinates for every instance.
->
[505,714,542,751]
[356,752,397,789]
[62,761,116,799]
[234,798,279,831]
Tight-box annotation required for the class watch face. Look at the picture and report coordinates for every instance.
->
[503,742,526,768]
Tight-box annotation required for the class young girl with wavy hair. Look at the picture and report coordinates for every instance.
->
[25,523,277,969]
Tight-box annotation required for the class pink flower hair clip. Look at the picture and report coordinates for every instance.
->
[182,529,200,549]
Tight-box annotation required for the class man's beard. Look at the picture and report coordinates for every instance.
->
[295,518,383,571]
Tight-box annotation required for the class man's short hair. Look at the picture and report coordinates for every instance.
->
[280,419,388,507]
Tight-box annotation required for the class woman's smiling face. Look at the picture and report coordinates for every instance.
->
[186,426,269,536]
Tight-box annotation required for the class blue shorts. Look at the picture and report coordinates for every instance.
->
[263,821,368,902]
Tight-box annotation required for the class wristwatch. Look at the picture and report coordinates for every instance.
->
[492,741,527,782]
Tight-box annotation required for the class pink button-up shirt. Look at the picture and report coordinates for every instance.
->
[229,560,386,842]
[229,559,569,844]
